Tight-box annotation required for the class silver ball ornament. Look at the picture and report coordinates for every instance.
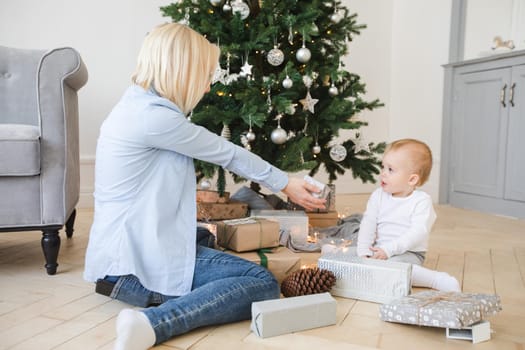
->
[231,1,250,19]
[329,144,347,162]
[222,2,232,11]
[296,47,311,63]
[271,127,287,144]
[246,130,256,142]
[267,47,285,66]
[282,76,293,89]
[312,145,321,154]
[200,179,212,190]
[328,85,339,97]
[330,12,341,23]
[210,0,222,6]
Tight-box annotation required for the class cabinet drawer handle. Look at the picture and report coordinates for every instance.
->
[500,84,507,107]
[509,83,516,107]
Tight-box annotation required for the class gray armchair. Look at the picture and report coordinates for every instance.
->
[0,46,88,274]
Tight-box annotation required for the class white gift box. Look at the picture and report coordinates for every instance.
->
[251,293,337,338]
[250,209,309,243]
[446,321,491,344]
[317,251,412,304]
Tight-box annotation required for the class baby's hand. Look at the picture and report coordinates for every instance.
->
[369,247,387,260]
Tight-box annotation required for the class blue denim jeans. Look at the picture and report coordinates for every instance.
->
[105,246,280,345]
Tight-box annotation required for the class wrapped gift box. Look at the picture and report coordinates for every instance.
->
[317,251,412,303]
[197,200,248,220]
[286,183,336,213]
[251,292,337,338]
[379,291,502,329]
[216,218,280,252]
[196,190,230,203]
[250,209,309,243]
[307,211,340,228]
[226,246,301,283]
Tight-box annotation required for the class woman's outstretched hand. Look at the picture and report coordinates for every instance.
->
[281,177,327,211]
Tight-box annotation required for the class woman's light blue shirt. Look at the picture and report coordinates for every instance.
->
[83,85,288,296]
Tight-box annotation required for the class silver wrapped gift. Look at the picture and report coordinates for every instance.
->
[380,291,502,329]
[250,209,309,243]
[317,251,412,304]
[251,292,337,338]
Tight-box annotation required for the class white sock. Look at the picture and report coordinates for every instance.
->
[114,309,156,350]
[411,265,461,292]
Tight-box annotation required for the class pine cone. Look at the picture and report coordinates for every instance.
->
[281,267,336,297]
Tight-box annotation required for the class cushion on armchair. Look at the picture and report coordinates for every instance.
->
[0,124,40,176]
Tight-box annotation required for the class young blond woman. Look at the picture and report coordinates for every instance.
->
[83,23,326,350]
[357,139,460,291]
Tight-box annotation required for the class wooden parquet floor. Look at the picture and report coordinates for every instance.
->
[1,194,524,349]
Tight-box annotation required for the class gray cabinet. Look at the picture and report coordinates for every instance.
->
[440,51,525,219]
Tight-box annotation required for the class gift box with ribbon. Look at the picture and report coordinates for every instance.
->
[379,291,502,329]
[225,246,302,283]
[216,218,280,252]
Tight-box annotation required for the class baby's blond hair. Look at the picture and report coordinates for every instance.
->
[385,139,433,186]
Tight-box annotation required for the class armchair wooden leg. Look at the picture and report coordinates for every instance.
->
[65,209,76,238]
[41,229,61,275]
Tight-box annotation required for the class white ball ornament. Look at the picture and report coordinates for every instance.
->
[282,76,293,89]
[246,130,256,142]
[210,0,222,6]
[271,127,287,144]
[200,179,212,190]
[296,47,311,63]
[222,2,232,12]
[330,12,341,23]
[313,145,321,154]
[328,84,339,97]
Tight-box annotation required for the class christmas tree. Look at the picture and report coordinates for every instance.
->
[161,0,385,193]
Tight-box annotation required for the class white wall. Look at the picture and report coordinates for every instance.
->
[0,0,453,207]
[463,0,523,59]
[388,0,452,198]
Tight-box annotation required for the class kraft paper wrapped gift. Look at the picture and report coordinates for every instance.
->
[307,211,340,228]
[251,292,337,338]
[226,246,301,283]
[216,218,280,252]
[379,291,502,329]
[317,250,412,303]
[250,209,309,243]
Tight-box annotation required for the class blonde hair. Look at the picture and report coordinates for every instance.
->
[385,139,433,186]
[132,23,220,115]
